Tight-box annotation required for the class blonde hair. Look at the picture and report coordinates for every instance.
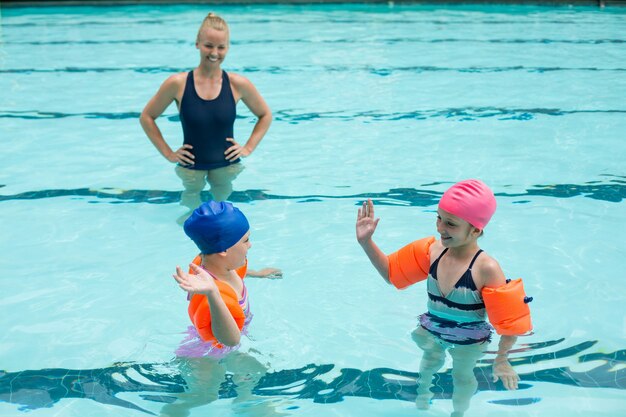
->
[196,13,229,42]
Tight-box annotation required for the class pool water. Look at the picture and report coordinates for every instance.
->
[1,3,625,417]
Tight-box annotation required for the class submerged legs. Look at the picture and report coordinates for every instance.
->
[447,343,486,417]
[412,326,487,416]
[205,163,245,202]
[412,326,446,409]
[174,163,244,225]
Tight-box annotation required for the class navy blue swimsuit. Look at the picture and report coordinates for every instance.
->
[179,70,239,170]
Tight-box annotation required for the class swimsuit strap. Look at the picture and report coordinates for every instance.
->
[429,248,483,280]
[199,264,216,278]
[429,248,448,279]
[238,283,248,306]
[467,249,484,270]
[434,248,449,263]
[200,264,247,303]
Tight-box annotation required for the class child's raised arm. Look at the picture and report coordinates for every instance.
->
[356,199,390,283]
[173,263,242,347]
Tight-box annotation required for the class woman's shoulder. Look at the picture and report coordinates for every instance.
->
[225,72,259,102]
[154,72,189,99]
[225,72,254,89]
[164,71,189,86]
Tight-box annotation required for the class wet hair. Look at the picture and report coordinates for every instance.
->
[196,13,229,42]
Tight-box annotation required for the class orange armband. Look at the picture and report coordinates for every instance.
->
[187,255,248,344]
[482,278,533,336]
[387,236,435,289]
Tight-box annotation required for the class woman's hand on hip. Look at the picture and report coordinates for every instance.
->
[225,138,251,161]
[167,144,195,165]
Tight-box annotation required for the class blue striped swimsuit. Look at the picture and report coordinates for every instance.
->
[419,248,493,345]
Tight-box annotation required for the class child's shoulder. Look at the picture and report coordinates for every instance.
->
[474,251,506,288]
[476,249,498,265]
[428,238,444,256]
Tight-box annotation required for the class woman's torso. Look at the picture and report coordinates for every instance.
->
[178,69,238,170]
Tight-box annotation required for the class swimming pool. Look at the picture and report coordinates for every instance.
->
[1,3,625,416]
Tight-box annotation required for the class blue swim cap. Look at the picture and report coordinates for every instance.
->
[183,201,250,254]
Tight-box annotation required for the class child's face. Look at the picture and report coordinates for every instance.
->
[225,231,251,269]
[436,208,480,247]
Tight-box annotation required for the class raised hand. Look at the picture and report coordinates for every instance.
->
[173,263,218,295]
[356,199,380,244]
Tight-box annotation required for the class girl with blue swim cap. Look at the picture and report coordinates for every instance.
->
[173,201,280,356]
[162,200,281,417]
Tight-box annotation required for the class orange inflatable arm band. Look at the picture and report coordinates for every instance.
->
[187,256,248,343]
[387,236,435,290]
[482,278,533,336]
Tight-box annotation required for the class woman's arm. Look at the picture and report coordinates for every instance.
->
[225,74,272,161]
[139,74,195,165]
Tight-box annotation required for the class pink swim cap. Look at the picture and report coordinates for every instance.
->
[438,179,496,230]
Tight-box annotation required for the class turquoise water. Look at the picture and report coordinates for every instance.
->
[1,4,625,417]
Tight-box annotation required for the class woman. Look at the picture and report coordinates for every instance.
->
[140,13,272,220]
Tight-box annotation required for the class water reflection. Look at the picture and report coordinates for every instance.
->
[1,339,623,415]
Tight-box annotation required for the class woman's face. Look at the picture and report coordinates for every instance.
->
[196,28,229,65]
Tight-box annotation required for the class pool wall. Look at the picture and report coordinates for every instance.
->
[2,0,626,8]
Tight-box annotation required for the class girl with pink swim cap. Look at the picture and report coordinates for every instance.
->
[356,179,527,417]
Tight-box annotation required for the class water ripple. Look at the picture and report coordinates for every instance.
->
[0,340,623,414]
[1,65,625,75]
[1,108,625,123]
[0,177,623,205]
[0,17,610,29]
[3,38,624,46]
